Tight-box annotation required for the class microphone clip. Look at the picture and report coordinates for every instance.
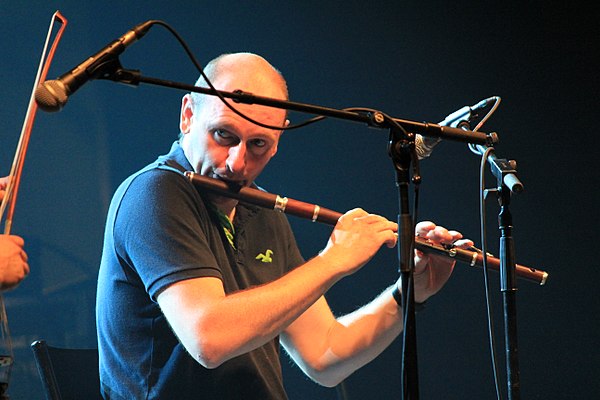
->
[102,67,142,87]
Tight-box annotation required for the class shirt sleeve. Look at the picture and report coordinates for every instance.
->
[112,168,222,300]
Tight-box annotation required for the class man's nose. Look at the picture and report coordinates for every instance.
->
[226,143,247,175]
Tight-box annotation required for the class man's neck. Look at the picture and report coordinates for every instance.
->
[226,207,236,221]
[214,200,237,221]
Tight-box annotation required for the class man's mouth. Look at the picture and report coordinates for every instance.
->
[212,174,246,189]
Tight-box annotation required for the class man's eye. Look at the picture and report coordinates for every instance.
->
[250,139,266,148]
[214,130,235,143]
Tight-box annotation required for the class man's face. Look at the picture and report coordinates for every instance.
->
[179,74,287,210]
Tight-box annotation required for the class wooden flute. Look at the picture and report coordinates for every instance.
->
[184,171,548,285]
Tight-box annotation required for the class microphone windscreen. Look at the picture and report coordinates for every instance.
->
[415,134,441,160]
[35,80,68,112]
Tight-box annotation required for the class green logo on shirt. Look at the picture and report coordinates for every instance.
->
[256,249,274,263]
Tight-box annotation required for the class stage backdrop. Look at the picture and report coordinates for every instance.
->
[1,1,598,399]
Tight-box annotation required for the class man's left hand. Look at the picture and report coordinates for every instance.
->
[411,221,473,303]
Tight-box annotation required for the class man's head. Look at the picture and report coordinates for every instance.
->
[189,53,289,111]
[179,53,289,213]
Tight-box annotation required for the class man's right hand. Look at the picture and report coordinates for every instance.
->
[319,208,397,277]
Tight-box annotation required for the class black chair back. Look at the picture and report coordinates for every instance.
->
[30,340,101,400]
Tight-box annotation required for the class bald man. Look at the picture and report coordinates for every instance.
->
[96,53,471,399]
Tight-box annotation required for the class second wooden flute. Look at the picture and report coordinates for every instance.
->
[184,171,548,285]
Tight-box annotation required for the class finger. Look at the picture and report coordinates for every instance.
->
[453,238,475,249]
[448,230,464,241]
[347,207,367,217]
[355,214,388,224]
[415,221,436,236]
[414,249,426,265]
[7,235,25,247]
[426,225,454,243]
[351,213,398,234]
[367,217,398,232]
[383,231,398,248]
[340,208,368,222]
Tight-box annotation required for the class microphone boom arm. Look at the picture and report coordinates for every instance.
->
[109,70,499,146]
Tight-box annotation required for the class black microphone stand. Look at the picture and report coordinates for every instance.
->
[467,121,524,400]
[388,126,422,400]
[489,152,523,400]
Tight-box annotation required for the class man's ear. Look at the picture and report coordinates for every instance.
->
[270,120,289,157]
[179,94,194,134]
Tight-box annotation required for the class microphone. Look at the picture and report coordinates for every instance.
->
[35,20,155,112]
[415,96,497,159]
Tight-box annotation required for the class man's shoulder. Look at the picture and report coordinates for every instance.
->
[109,159,192,211]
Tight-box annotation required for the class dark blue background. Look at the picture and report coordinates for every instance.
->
[1,1,598,399]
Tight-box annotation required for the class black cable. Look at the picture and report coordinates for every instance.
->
[147,20,340,132]
[479,146,503,400]
[467,96,503,400]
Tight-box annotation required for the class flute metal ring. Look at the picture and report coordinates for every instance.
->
[274,195,288,213]
[312,205,321,222]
